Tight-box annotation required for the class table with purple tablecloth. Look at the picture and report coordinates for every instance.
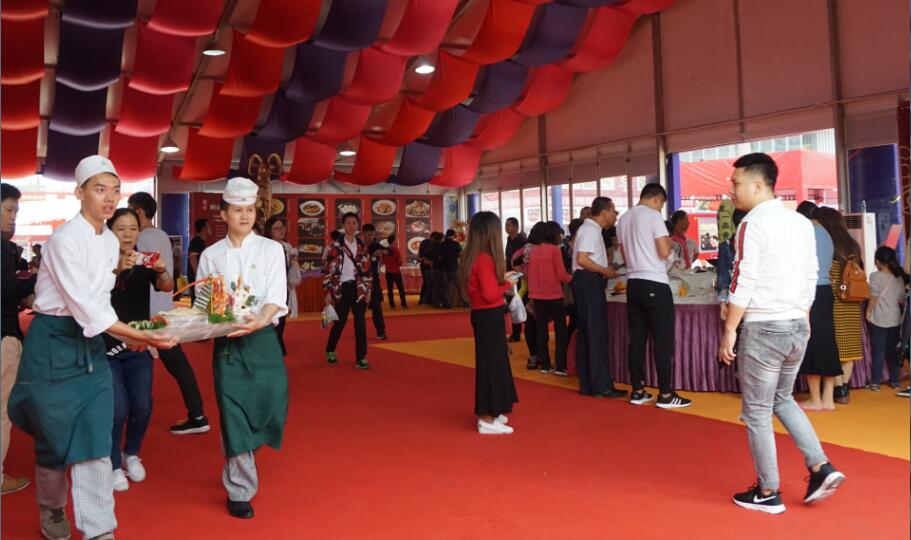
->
[568,300,875,392]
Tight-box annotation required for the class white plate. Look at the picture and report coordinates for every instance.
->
[372,199,396,216]
[299,200,325,216]
[405,200,430,218]
[407,236,423,255]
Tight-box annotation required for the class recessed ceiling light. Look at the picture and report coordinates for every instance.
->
[203,40,226,57]
[339,149,356,157]
[414,64,435,74]
[160,137,179,154]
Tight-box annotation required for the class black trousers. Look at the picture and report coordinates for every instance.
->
[275,315,288,355]
[326,281,368,360]
[571,270,615,395]
[386,272,407,307]
[438,270,459,308]
[523,296,538,356]
[158,344,205,418]
[419,266,432,304]
[431,269,446,307]
[534,298,568,371]
[471,306,518,417]
[626,278,675,395]
[369,276,386,336]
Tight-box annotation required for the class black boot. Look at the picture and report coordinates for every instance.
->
[227,498,254,519]
[834,384,850,405]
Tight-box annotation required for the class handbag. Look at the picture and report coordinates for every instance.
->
[507,285,527,324]
[836,253,869,302]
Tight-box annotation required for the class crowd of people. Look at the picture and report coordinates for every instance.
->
[0,151,907,538]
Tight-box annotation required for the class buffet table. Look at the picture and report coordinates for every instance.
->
[568,270,875,392]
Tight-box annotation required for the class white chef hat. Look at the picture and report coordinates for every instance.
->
[222,177,259,206]
[74,155,119,186]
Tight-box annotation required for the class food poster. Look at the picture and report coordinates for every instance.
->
[269,196,288,219]
[190,193,228,242]
[370,198,397,242]
[297,198,327,274]
[404,198,432,264]
[334,198,362,230]
[696,216,719,254]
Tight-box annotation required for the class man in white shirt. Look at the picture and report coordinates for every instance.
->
[128,193,210,436]
[719,153,844,514]
[9,156,177,540]
[617,183,692,409]
[195,177,289,519]
[571,197,626,398]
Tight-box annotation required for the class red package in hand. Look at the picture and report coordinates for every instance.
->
[136,251,160,268]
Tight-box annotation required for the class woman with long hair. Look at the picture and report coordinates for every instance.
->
[865,246,909,390]
[264,217,301,356]
[815,207,865,404]
[461,212,520,435]
[527,221,572,375]
[512,222,545,369]
[795,202,842,411]
[105,208,174,491]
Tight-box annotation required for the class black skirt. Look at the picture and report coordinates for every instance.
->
[471,306,518,417]
[800,284,844,376]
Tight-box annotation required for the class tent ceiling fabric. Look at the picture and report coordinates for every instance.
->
[0,0,678,183]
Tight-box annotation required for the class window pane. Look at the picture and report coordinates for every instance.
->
[500,190,521,241]
[480,191,499,213]
[547,184,572,227]
[599,175,631,215]
[572,181,598,219]
[521,187,541,234]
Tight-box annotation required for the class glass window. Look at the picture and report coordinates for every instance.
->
[599,176,631,215]
[480,191,499,214]
[572,181,598,219]
[630,176,649,207]
[787,135,801,150]
[546,184,572,227]
[521,187,542,234]
[500,189,522,240]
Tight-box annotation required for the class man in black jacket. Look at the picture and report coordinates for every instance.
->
[438,230,464,308]
[1,183,35,494]
[504,217,526,341]
[362,224,387,340]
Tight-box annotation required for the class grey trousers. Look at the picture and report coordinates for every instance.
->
[223,451,258,502]
[36,457,117,539]
[738,319,829,490]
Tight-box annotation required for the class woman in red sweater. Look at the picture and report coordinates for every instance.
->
[460,212,520,435]
[527,222,573,375]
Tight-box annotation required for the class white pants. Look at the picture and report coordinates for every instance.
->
[36,458,117,539]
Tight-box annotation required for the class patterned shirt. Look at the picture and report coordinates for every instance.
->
[323,237,372,303]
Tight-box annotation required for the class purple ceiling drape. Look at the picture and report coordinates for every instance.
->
[239,134,287,179]
[313,0,388,51]
[464,61,529,113]
[512,3,590,67]
[48,82,108,136]
[43,129,101,181]
[390,142,442,186]
[61,0,138,29]
[258,91,316,141]
[284,43,348,103]
[55,21,124,91]
[421,105,482,147]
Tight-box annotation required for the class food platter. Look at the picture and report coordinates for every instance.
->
[374,220,395,237]
[407,236,424,255]
[337,203,359,215]
[405,200,430,218]
[297,218,325,237]
[299,243,324,255]
[372,199,396,216]
[299,200,325,217]
[270,199,284,216]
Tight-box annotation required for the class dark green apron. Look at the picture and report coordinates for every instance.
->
[8,314,113,469]
[213,326,288,457]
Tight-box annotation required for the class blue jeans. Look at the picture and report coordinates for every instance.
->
[738,319,828,490]
[109,350,153,468]
[869,323,901,385]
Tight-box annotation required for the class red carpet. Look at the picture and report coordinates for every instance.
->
[2,312,908,539]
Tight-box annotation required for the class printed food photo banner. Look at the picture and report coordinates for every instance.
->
[192,193,442,276]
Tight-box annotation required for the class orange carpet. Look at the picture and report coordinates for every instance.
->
[1,311,907,539]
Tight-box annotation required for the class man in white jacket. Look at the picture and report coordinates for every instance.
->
[719,153,845,515]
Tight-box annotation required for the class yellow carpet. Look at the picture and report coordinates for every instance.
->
[377,336,910,460]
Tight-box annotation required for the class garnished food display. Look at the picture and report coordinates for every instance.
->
[372,199,396,216]
[128,315,167,330]
[405,199,430,218]
[299,200,325,216]
[407,236,424,255]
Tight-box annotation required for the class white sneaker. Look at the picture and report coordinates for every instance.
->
[496,414,508,424]
[477,419,513,435]
[123,454,146,482]
[112,469,129,492]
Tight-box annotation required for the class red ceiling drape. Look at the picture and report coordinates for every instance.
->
[198,85,264,138]
[244,0,321,48]
[0,0,49,21]
[1,80,41,130]
[618,0,676,15]
[220,31,285,97]
[417,51,479,111]
[378,0,460,56]
[147,0,224,37]
[371,97,435,146]
[115,80,174,136]
[335,136,397,186]
[129,23,196,94]
[284,136,336,185]
[467,108,526,150]
[177,128,235,181]
[512,64,574,115]
[107,131,159,180]
[560,7,636,72]
[431,145,482,187]
[459,0,537,65]
[339,47,407,105]
[308,97,372,145]
[1,17,44,84]
[1,127,38,178]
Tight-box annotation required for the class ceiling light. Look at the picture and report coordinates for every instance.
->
[160,137,179,154]
[414,63,435,74]
[203,40,226,57]
[339,149,356,157]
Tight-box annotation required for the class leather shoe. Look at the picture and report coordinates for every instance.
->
[595,388,628,399]
[226,498,254,519]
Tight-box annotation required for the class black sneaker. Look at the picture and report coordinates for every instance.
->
[377,334,388,341]
[595,388,628,398]
[804,462,845,503]
[508,335,521,343]
[526,356,539,370]
[732,483,785,514]
[553,369,568,377]
[897,387,910,398]
[629,390,655,405]
[226,498,254,519]
[170,416,210,435]
[656,392,693,409]
[355,358,371,370]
